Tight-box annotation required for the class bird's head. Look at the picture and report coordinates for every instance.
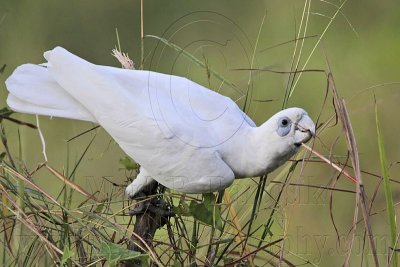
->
[256,107,315,172]
[277,107,315,145]
[270,107,315,147]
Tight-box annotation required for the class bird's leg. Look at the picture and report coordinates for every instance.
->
[123,182,174,267]
[129,183,175,217]
[125,168,156,199]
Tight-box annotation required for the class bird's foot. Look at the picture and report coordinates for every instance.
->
[126,183,143,200]
[128,200,146,216]
[125,179,158,200]
[128,198,175,218]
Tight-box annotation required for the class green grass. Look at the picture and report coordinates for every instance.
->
[375,99,398,267]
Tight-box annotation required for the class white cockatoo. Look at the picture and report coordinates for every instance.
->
[5,47,315,198]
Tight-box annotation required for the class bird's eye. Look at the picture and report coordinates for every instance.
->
[277,117,291,136]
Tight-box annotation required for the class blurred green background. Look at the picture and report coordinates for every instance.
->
[1,0,400,266]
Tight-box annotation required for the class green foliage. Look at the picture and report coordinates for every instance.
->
[99,242,147,267]
[0,151,6,161]
[0,64,5,74]
[93,200,105,213]
[119,156,138,171]
[189,193,223,231]
[172,197,191,216]
[60,246,75,267]
[375,101,398,267]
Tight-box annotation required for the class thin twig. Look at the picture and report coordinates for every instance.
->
[301,143,357,183]
[326,70,379,267]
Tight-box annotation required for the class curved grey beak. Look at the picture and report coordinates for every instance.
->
[296,114,316,139]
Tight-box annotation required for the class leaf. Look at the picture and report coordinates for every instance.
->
[172,260,183,267]
[60,246,74,266]
[119,156,138,171]
[189,193,223,231]
[0,64,5,75]
[99,242,146,267]
[375,100,398,267]
[94,201,105,213]
[172,198,191,216]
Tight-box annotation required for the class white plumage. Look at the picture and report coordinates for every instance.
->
[5,47,315,197]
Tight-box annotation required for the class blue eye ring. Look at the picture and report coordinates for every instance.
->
[277,117,292,136]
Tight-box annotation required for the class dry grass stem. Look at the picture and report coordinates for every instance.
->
[301,143,357,183]
[112,49,135,70]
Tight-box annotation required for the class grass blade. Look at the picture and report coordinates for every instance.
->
[145,35,242,95]
[326,70,379,266]
[46,165,98,202]
[242,10,266,114]
[288,0,348,98]
[375,100,398,267]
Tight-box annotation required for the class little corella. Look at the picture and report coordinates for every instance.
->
[5,47,315,198]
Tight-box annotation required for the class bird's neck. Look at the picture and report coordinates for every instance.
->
[223,122,279,178]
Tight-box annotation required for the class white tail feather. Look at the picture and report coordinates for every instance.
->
[5,64,97,122]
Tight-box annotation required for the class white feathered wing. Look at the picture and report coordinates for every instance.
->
[6,47,256,194]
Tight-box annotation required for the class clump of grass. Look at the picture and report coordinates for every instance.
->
[0,122,152,266]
